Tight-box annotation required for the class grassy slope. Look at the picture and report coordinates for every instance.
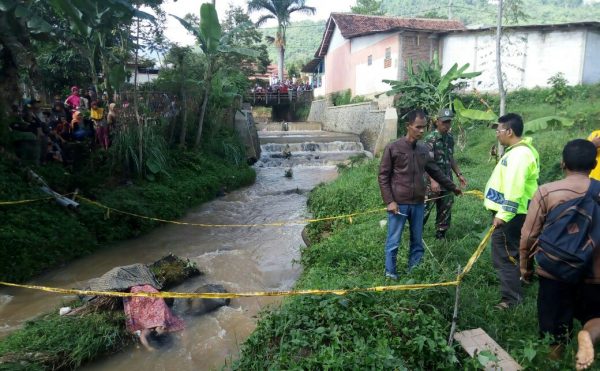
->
[234,88,600,369]
[0,149,255,282]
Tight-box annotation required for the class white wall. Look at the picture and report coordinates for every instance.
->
[128,71,159,85]
[351,31,396,53]
[583,31,600,84]
[329,26,346,51]
[353,33,399,96]
[442,29,587,91]
[355,57,399,96]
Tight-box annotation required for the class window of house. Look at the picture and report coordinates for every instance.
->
[368,55,372,66]
[384,47,392,68]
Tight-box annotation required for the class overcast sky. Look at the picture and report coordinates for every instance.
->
[158,0,355,46]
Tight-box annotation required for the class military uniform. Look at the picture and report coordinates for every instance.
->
[424,129,455,235]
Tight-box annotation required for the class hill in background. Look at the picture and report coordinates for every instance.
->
[258,0,600,70]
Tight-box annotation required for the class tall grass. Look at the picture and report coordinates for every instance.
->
[0,307,129,370]
[234,89,600,369]
[110,118,170,179]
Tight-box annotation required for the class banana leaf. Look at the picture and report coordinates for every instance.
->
[524,116,574,134]
[453,98,497,122]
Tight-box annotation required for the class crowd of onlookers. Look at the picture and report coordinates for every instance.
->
[250,80,313,95]
[8,86,119,165]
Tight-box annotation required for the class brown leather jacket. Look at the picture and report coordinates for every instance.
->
[378,137,457,205]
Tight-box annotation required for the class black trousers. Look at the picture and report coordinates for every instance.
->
[491,214,525,305]
[538,276,600,344]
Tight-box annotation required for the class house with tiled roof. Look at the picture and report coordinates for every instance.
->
[303,13,600,100]
[302,13,465,99]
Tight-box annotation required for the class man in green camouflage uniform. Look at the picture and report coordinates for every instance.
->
[424,108,467,239]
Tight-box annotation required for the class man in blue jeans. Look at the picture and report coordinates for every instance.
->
[378,109,462,279]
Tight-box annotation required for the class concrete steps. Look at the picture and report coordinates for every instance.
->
[257,130,360,145]
[257,122,322,132]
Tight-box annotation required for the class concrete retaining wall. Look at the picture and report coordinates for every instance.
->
[234,110,261,162]
[307,99,327,123]
[307,100,397,154]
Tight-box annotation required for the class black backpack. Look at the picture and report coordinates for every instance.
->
[534,180,600,283]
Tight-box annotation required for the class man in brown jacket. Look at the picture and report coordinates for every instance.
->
[378,109,461,279]
[520,139,600,370]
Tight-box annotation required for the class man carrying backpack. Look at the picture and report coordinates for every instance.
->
[484,113,540,309]
[520,139,600,370]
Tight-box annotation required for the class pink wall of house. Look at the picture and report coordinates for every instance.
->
[323,41,353,94]
[321,28,439,97]
[323,32,400,96]
[350,33,399,96]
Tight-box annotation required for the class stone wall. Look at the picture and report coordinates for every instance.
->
[307,100,397,154]
[307,99,327,123]
[234,110,261,162]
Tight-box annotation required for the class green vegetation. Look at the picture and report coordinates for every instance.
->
[248,0,316,82]
[0,138,255,283]
[381,0,600,26]
[352,0,385,15]
[261,20,326,69]
[330,89,371,106]
[0,308,128,370]
[0,255,198,370]
[234,84,600,369]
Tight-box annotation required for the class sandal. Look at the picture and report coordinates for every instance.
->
[494,302,510,310]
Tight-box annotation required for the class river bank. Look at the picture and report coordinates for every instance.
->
[0,163,339,370]
[0,146,256,283]
[234,107,600,369]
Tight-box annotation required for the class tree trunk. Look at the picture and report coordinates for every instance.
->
[179,85,188,146]
[87,55,99,94]
[495,0,506,116]
[495,0,506,158]
[278,45,285,82]
[195,83,210,147]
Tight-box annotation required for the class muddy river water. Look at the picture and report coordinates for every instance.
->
[0,166,338,370]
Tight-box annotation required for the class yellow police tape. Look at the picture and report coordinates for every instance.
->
[0,226,494,299]
[74,190,485,228]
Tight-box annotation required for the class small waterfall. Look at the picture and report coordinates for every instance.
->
[255,141,372,167]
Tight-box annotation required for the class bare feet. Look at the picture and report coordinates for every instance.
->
[576,330,595,370]
[155,326,166,336]
[139,329,156,351]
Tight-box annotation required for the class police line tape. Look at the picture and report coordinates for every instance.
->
[73,190,484,228]
[0,190,484,228]
[0,226,494,299]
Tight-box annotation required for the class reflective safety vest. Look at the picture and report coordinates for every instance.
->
[484,137,540,222]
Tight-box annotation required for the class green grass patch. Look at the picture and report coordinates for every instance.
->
[235,87,600,369]
[0,148,255,283]
[0,306,128,370]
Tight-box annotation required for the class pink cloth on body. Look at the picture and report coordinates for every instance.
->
[123,284,185,333]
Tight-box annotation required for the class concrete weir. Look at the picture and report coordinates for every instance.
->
[255,123,371,168]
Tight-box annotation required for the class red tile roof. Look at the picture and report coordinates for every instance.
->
[331,13,465,38]
[315,13,465,57]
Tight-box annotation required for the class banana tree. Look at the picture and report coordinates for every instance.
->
[172,3,258,147]
[48,0,155,96]
[383,53,482,119]
[0,0,52,105]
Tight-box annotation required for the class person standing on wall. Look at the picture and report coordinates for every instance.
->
[424,108,468,240]
[484,113,540,310]
[378,109,462,280]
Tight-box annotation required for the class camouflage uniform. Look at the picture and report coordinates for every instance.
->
[424,130,455,233]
